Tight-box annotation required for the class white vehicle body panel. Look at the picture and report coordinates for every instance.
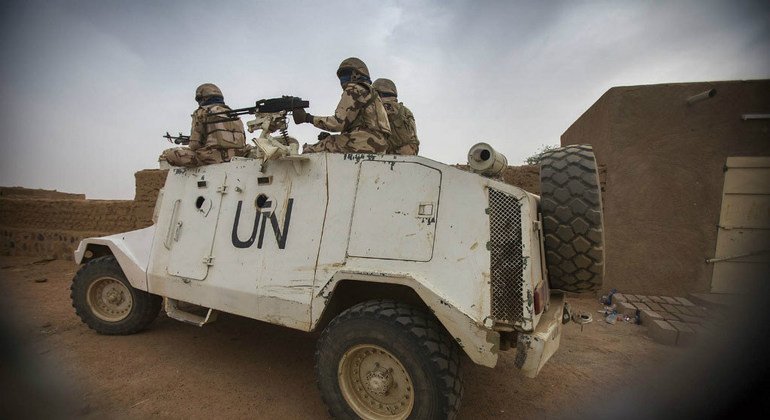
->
[74,226,155,290]
[75,153,557,369]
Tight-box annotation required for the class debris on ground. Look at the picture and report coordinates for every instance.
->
[601,291,725,346]
[571,312,593,331]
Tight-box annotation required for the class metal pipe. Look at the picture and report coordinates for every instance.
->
[467,143,508,177]
[686,88,716,105]
[741,113,770,121]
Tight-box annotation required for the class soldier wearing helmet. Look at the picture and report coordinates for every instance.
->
[161,83,247,167]
[294,57,391,154]
[373,78,420,155]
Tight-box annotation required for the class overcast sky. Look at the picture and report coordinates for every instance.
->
[0,0,768,199]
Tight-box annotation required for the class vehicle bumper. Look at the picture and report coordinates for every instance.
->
[515,292,564,378]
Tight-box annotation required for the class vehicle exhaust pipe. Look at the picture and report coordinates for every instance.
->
[467,142,508,177]
[686,88,716,105]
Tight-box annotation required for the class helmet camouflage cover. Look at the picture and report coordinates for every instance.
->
[337,57,370,79]
[373,78,397,97]
[195,83,224,101]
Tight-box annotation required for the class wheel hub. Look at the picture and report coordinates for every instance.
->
[365,364,393,396]
[105,287,124,305]
[338,344,414,419]
[86,276,133,322]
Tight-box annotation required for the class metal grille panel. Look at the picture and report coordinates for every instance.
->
[488,188,524,324]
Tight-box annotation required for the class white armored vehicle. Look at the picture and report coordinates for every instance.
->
[71,101,604,419]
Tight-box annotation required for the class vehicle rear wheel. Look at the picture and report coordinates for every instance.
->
[315,300,463,420]
[71,255,162,334]
[539,144,605,293]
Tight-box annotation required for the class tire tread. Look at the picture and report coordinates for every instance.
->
[71,255,162,335]
[315,300,463,419]
[539,144,605,293]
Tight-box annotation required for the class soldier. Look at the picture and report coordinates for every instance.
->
[373,78,420,155]
[294,57,391,154]
[161,83,247,167]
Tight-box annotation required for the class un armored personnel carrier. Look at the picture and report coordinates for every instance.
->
[70,100,604,419]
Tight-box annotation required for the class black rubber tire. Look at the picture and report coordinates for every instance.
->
[315,300,463,419]
[539,144,605,293]
[71,255,162,335]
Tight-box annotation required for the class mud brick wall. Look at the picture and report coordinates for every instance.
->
[0,199,137,260]
[0,169,168,260]
[0,199,138,232]
[133,169,169,227]
[0,228,109,260]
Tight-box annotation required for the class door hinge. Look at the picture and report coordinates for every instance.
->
[533,220,542,233]
[202,256,215,266]
[217,185,228,194]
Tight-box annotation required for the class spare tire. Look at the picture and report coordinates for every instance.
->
[539,144,605,293]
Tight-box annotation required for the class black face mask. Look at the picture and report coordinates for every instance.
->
[337,68,354,87]
[198,96,224,106]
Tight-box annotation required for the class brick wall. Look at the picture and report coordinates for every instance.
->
[0,169,168,260]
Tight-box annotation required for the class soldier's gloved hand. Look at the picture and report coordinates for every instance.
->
[318,132,331,141]
[292,108,313,125]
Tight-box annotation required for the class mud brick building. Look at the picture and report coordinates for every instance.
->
[562,80,770,296]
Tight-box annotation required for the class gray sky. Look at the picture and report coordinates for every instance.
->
[1,0,768,199]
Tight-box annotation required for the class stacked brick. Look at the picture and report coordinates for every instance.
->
[0,169,168,260]
[133,169,168,226]
[612,293,714,346]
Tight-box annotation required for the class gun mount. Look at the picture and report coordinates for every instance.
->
[213,96,310,161]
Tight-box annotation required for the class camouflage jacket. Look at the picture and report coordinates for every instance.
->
[312,83,391,136]
[189,104,246,151]
[381,96,419,149]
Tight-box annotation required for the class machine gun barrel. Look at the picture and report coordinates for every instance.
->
[210,96,310,119]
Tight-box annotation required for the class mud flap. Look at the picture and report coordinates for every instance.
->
[515,292,564,378]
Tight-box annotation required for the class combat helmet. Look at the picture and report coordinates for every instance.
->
[373,78,398,97]
[337,57,370,83]
[195,83,224,102]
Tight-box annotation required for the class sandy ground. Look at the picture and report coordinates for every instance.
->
[0,256,729,419]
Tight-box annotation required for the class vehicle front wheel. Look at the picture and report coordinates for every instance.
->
[315,300,463,420]
[71,255,162,335]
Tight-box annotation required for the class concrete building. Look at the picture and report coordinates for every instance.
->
[562,80,770,296]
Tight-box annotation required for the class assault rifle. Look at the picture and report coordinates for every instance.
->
[163,132,190,145]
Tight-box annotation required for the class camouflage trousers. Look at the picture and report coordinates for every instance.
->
[161,147,236,167]
[302,130,388,154]
[392,143,419,156]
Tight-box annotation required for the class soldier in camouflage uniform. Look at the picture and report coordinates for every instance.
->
[373,78,420,155]
[294,58,391,154]
[161,83,247,167]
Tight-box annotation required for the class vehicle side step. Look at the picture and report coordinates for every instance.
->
[164,298,218,327]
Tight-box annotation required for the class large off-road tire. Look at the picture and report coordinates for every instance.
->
[539,144,605,293]
[315,300,463,420]
[71,255,162,335]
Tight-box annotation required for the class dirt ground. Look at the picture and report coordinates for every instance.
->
[1,256,755,419]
